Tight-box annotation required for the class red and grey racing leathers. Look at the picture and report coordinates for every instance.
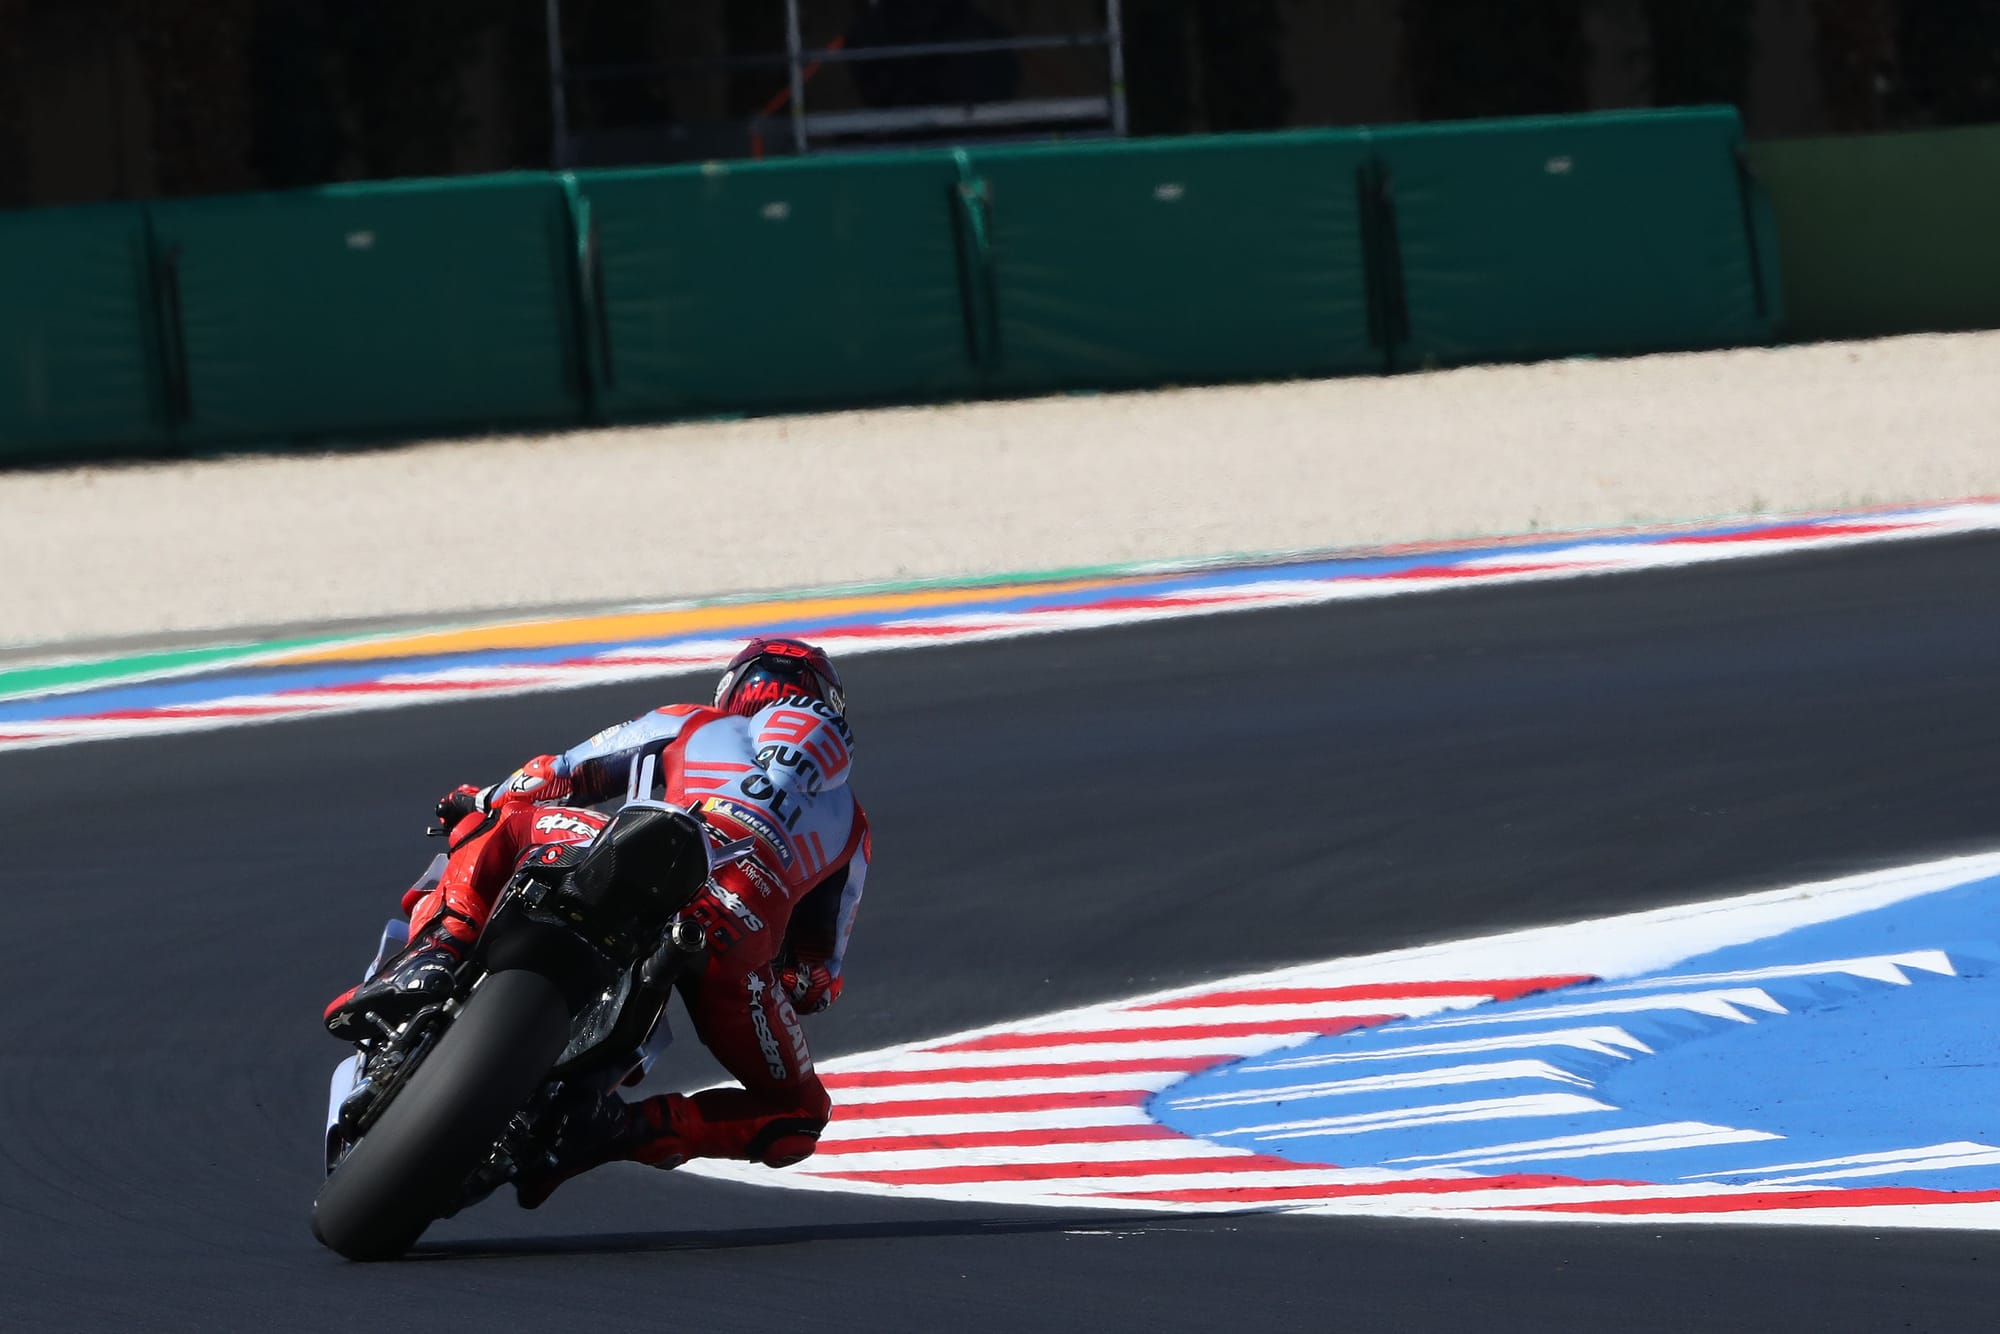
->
[409,696,868,1170]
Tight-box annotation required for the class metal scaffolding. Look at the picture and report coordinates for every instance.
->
[545,0,1128,167]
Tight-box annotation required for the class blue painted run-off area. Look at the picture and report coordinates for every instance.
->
[1153,877,2000,1190]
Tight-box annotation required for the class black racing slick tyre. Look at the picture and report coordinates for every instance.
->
[311,970,572,1261]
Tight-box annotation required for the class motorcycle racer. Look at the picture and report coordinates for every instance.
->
[323,637,867,1207]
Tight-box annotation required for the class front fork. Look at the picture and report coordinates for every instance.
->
[322,915,415,1175]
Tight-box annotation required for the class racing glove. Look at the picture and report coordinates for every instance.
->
[778,960,843,1015]
[432,755,572,833]
[434,783,487,828]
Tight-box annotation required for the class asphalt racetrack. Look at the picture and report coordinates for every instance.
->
[8,534,2000,1332]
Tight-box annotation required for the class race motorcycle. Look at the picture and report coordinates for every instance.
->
[313,754,743,1261]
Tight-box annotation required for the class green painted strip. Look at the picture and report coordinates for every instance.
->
[0,634,351,704]
[0,554,1202,706]
[0,568,1141,706]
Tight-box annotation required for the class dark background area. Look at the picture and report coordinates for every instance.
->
[3,0,1998,209]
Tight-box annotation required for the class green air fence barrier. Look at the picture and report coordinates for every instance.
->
[0,110,1796,468]
[149,175,585,445]
[577,153,979,418]
[1747,124,2000,342]
[1372,108,1774,369]
[0,203,167,462]
[963,132,1382,392]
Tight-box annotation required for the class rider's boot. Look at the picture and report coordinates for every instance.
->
[514,1089,691,1209]
[323,920,473,1041]
[514,1084,828,1207]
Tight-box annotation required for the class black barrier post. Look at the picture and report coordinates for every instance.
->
[950,149,1002,378]
[1357,156,1409,373]
[1734,143,1782,338]
[143,214,194,445]
[557,174,613,423]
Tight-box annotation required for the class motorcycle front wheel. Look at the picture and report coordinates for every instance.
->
[311,969,572,1261]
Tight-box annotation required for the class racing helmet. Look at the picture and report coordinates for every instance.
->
[714,637,846,717]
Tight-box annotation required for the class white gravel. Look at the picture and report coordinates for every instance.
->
[6,330,1998,651]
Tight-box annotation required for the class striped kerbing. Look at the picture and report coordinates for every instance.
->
[679,851,2000,1228]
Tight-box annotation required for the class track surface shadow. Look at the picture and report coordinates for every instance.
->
[416,1210,1216,1260]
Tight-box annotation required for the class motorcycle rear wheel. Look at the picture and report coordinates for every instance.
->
[311,969,572,1261]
